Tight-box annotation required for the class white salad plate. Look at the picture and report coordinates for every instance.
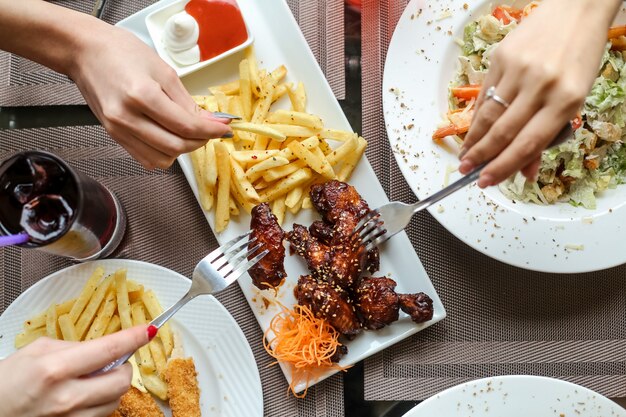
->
[402,375,626,417]
[145,0,254,77]
[0,260,263,417]
[118,0,446,393]
[383,0,626,273]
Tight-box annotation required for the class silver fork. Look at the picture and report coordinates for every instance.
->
[354,123,574,251]
[93,231,267,374]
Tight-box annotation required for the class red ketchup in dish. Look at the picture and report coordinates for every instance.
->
[184,0,248,62]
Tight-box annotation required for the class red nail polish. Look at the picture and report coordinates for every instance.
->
[147,325,158,340]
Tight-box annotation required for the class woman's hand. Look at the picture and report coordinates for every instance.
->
[0,325,152,417]
[458,0,621,188]
[70,24,232,170]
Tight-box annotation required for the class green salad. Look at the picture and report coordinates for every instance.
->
[436,2,626,209]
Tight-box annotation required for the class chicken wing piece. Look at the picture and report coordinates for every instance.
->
[309,181,379,274]
[310,180,370,225]
[117,387,164,417]
[249,203,286,290]
[288,224,363,289]
[355,277,399,330]
[295,275,361,337]
[165,358,201,417]
[398,292,434,324]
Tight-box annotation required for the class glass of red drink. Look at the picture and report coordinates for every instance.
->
[0,151,126,260]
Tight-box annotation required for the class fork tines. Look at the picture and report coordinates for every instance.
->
[351,210,387,251]
[206,231,268,281]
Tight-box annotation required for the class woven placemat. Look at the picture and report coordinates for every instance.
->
[0,0,345,106]
[0,125,344,417]
[361,0,626,402]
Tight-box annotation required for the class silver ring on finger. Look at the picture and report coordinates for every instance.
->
[485,86,511,109]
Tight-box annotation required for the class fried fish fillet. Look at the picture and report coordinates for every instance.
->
[117,386,164,417]
[165,358,201,417]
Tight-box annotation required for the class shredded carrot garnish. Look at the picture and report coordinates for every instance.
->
[263,303,350,398]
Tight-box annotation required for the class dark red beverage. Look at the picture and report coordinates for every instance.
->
[0,151,126,260]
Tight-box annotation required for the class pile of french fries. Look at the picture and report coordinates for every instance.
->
[15,267,174,401]
[190,48,368,232]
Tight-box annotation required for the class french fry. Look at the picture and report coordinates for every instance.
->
[230,180,255,214]
[246,47,262,97]
[85,289,116,341]
[141,290,173,357]
[285,185,304,209]
[318,138,333,155]
[288,197,304,215]
[214,141,232,232]
[338,136,367,181]
[115,269,133,330]
[266,110,323,130]
[258,168,313,202]
[326,135,359,166]
[302,196,313,209]
[273,83,291,103]
[239,59,252,120]
[149,338,168,378]
[245,156,290,182]
[205,141,218,187]
[141,370,168,400]
[58,314,79,342]
[287,140,335,179]
[212,90,231,115]
[15,328,45,348]
[264,123,319,138]
[127,280,143,292]
[45,303,59,339]
[267,139,283,150]
[190,146,214,211]
[269,65,288,83]
[263,160,307,182]
[271,195,287,225]
[131,303,156,373]
[252,76,277,150]
[288,82,306,112]
[104,314,121,335]
[229,95,246,142]
[128,287,144,304]
[232,150,280,164]
[209,80,239,96]
[320,128,359,142]
[230,158,261,203]
[24,298,76,333]
[23,312,47,332]
[230,121,286,142]
[229,197,240,216]
[68,267,104,323]
[75,274,114,340]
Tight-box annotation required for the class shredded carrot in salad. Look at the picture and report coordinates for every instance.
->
[263,303,350,398]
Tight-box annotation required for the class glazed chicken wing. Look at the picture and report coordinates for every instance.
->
[398,292,434,324]
[295,275,361,337]
[355,277,400,330]
[287,224,365,289]
[249,203,286,290]
[309,181,379,274]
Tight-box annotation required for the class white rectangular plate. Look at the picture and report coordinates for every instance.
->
[118,0,446,393]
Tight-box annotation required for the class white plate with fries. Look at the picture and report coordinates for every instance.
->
[383,0,626,273]
[117,0,446,394]
[0,260,263,417]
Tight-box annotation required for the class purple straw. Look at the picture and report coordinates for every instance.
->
[0,232,29,247]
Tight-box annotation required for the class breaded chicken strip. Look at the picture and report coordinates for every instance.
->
[165,358,201,417]
[117,387,164,417]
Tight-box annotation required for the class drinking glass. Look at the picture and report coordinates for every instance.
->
[0,150,126,260]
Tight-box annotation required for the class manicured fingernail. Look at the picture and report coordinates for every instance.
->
[458,159,474,174]
[478,174,493,188]
[213,112,241,119]
[147,325,158,340]
[221,131,234,139]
